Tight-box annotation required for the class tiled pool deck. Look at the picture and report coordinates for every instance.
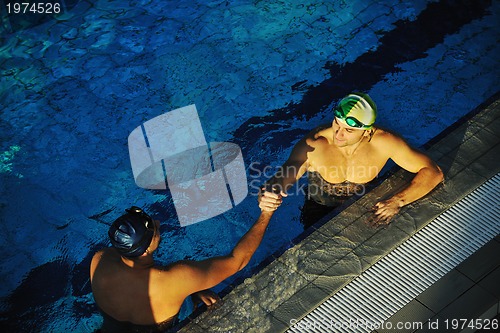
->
[178,97,500,332]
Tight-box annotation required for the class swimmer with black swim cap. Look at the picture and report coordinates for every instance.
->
[90,205,275,332]
[108,206,156,258]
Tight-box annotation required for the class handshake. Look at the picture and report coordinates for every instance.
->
[258,184,288,212]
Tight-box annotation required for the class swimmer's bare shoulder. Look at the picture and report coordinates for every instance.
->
[90,248,120,280]
[305,124,331,147]
[369,127,403,151]
[273,123,333,183]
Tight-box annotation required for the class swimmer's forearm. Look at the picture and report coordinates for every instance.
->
[176,211,274,292]
[264,177,290,194]
[231,211,274,271]
[266,170,303,194]
[391,166,444,206]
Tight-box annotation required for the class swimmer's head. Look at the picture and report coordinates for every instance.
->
[334,93,377,129]
[108,206,155,258]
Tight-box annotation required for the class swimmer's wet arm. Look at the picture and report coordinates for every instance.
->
[229,210,274,271]
[173,211,274,293]
[263,135,311,194]
[385,136,444,207]
[259,136,312,211]
[388,164,444,207]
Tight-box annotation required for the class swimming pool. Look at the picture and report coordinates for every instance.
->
[1,0,498,331]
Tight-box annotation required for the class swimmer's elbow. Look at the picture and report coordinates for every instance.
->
[237,257,251,272]
[229,251,252,273]
[431,164,444,185]
[419,163,444,186]
[436,167,444,183]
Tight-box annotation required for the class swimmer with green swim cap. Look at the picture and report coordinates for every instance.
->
[259,91,444,228]
[334,93,377,129]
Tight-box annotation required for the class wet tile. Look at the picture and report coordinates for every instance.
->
[483,116,500,138]
[377,299,435,333]
[356,175,412,210]
[391,205,421,236]
[271,282,330,328]
[471,100,500,127]
[337,211,382,245]
[353,224,410,267]
[198,302,282,332]
[416,269,474,313]
[188,290,242,329]
[396,194,449,234]
[320,251,364,277]
[287,235,359,281]
[188,282,278,332]
[189,264,294,330]
[455,239,500,283]
[314,217,350,238]
[277,230,332,278]
[426,148,445,162]
[310,275,353,299]
[435,119,487,146]
[430,167,486,207]
[446,130,500,168]
[436,154,467,179]
[316,202,369,238]
[249,260,310,313]
[312,252,364,294]
[431,128,468,156]
[468,144,500,179]
[462,119,495,140]
[177,322,206,333]
[360,257,377,272]
[244,314,289,333]
[318,198,367,237]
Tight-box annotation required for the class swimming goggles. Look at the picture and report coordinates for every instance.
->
[334,107,372,129]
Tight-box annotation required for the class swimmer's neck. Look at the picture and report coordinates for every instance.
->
[120,254,155,269]
[337,136,365,156]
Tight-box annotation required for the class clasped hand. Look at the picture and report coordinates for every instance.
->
[192,289,220,310]
[258,187,287,212]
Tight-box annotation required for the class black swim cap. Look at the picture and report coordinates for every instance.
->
[108,207,155,258]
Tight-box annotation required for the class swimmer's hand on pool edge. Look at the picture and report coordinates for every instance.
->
[258,186,287,212]
[191,289,221,310]
[365,198,402,227]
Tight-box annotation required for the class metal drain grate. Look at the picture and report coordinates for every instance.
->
[287,173,500,333]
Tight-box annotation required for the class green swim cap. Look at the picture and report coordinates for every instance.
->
[334,93,377,129]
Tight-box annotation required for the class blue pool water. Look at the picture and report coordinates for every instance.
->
[1,0,499,331]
